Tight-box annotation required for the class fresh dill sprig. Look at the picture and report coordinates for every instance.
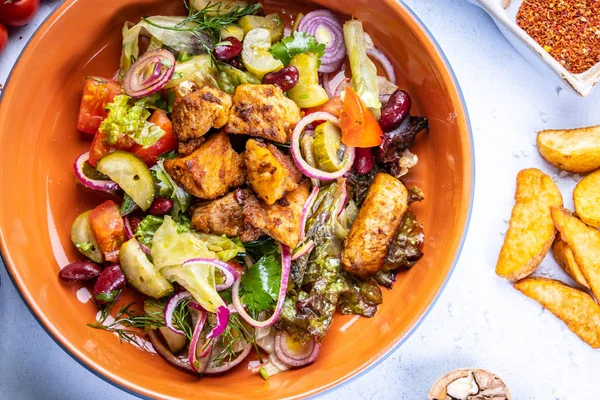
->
[142,1,262,63]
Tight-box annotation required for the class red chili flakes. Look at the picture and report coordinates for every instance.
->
[517,0,600,74]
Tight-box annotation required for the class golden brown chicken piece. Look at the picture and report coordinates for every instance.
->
[244,139,302,205]
[164,131,245,200]
[191,189,262,242]
[171,87,233,155]
[341,173,409,279]
[243,181,310,248]
[225,84,301,143]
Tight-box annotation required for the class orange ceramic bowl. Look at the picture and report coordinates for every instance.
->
[0,0,473,398]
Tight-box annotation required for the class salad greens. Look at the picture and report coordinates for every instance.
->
[270,31,326,66]
[150,159,192,216]
[99,94,165,147]
[240,252,282,315]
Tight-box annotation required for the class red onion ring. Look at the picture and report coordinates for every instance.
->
[207,305,230,340]
[334,77,349,97]
[299,186,319,241]
[123,217,150,254]
[232,244,291,328]
[367,48,397,85]
[291,240,314,261]
[297,10,346,73]
[205,342,253,374]
[163,291,193,335]
[290,112,355,181]
[182,258,239,291]
[74,152,119,192]
[188,308,209,373]
[334,178,348,216]
[324,68,346,98]
[274,330,321,367]
[148,330,194,373]
[123,49,175,98]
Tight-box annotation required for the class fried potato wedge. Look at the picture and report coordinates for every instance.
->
[573,169,600,228]
[514,277,600,349]
[552,206,600,300]
[552,238,589,289]
[496,169,563,281]
[537,125,600,173]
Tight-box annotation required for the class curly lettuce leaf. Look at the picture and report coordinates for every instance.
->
[270,31,326,66]
[99,94,165,148]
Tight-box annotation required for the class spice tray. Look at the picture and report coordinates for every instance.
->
[466,0,600,96]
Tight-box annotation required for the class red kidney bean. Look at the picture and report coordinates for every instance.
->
[262,66,299,92]
[150,197,174,216]
[213,37,243,61]
[59,261,103,282]
[128,215,142,233]
[353,147,374,175]
[93,264,126,304]
[379,90,412,132]
[227,58,244,70]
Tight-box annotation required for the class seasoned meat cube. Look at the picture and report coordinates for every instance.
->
[225,84,301,143]
[172,87,233,155]
[191,190,262,242]
[245,139,302,205]
[341,173,408,279]
[243,181,310,248]
[164,131,245,200]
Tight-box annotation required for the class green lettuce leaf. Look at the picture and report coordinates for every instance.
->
[270,31,326,66]
[150,159,192,216]
[99,94,165,148]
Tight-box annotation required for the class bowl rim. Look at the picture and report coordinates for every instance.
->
[0,0,475,398]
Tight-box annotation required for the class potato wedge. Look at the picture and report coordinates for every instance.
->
[496,169,563,281]
[552,238,590,288]
[573,169,600,228]
[537,125,600,173]
[514,277,600,349]
[551,206,600,300]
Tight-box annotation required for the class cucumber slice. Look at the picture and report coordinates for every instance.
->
[70,210,103,263]
[241,28,283,78]
[287,53,329,107]
[238,14,284,43]
[96,151,155,211]
[120,238,173,299]
[313,121,343,172]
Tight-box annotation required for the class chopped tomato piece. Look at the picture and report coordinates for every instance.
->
[304,97,343,118]
[340,87,383,148]
[89,200,126,263]
[131,110,176,166]
[77,77,122,135]
[88,130,134,167]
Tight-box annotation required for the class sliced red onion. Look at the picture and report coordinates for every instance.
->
[164,291,193,335]
[291,240,315,261]
[182,258,239,291]
[148,330,194,373]
[367,48,396,85]
[291,112,355,181]
[334,178,348,216]
[205,342,253,374]
[74,152,119,192]
[207,305,230,340]
[123,216,151,254]
[334,77,349,97]
[189,308,209,373]
[324,68,346,98]
[299,186,320,241]
[274,330,321,367]
[123,49,175,98]
[379,94,392,104]
[297,10,346,73]
[232,244,291,328]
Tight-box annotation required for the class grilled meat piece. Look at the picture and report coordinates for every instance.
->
[244,139,302,205]
[225,84,301,143]
[172,87,233,155]
[243,180,310,249]
[164,131,245,200]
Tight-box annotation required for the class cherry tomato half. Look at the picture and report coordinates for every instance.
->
[0,0,40,27]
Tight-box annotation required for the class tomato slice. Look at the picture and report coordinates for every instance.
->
[88,130,135,167]
[340,87,383,148]
[89,200,126,263]
[131,110,176,166]
[304,97,344,118]
[77,77,122,135]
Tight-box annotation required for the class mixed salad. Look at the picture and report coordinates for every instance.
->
[60,0,428,379]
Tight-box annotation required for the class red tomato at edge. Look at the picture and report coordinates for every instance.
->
[131,109,176,166]
[0,0,39,27]
[88,130,134,167]
[77,77,122,135]
[89,200,126,263]
[0,24,7,54]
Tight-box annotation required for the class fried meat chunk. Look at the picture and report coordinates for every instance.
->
[164,131,245,200]
[225,84,301,143]
[172,87,232,155]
